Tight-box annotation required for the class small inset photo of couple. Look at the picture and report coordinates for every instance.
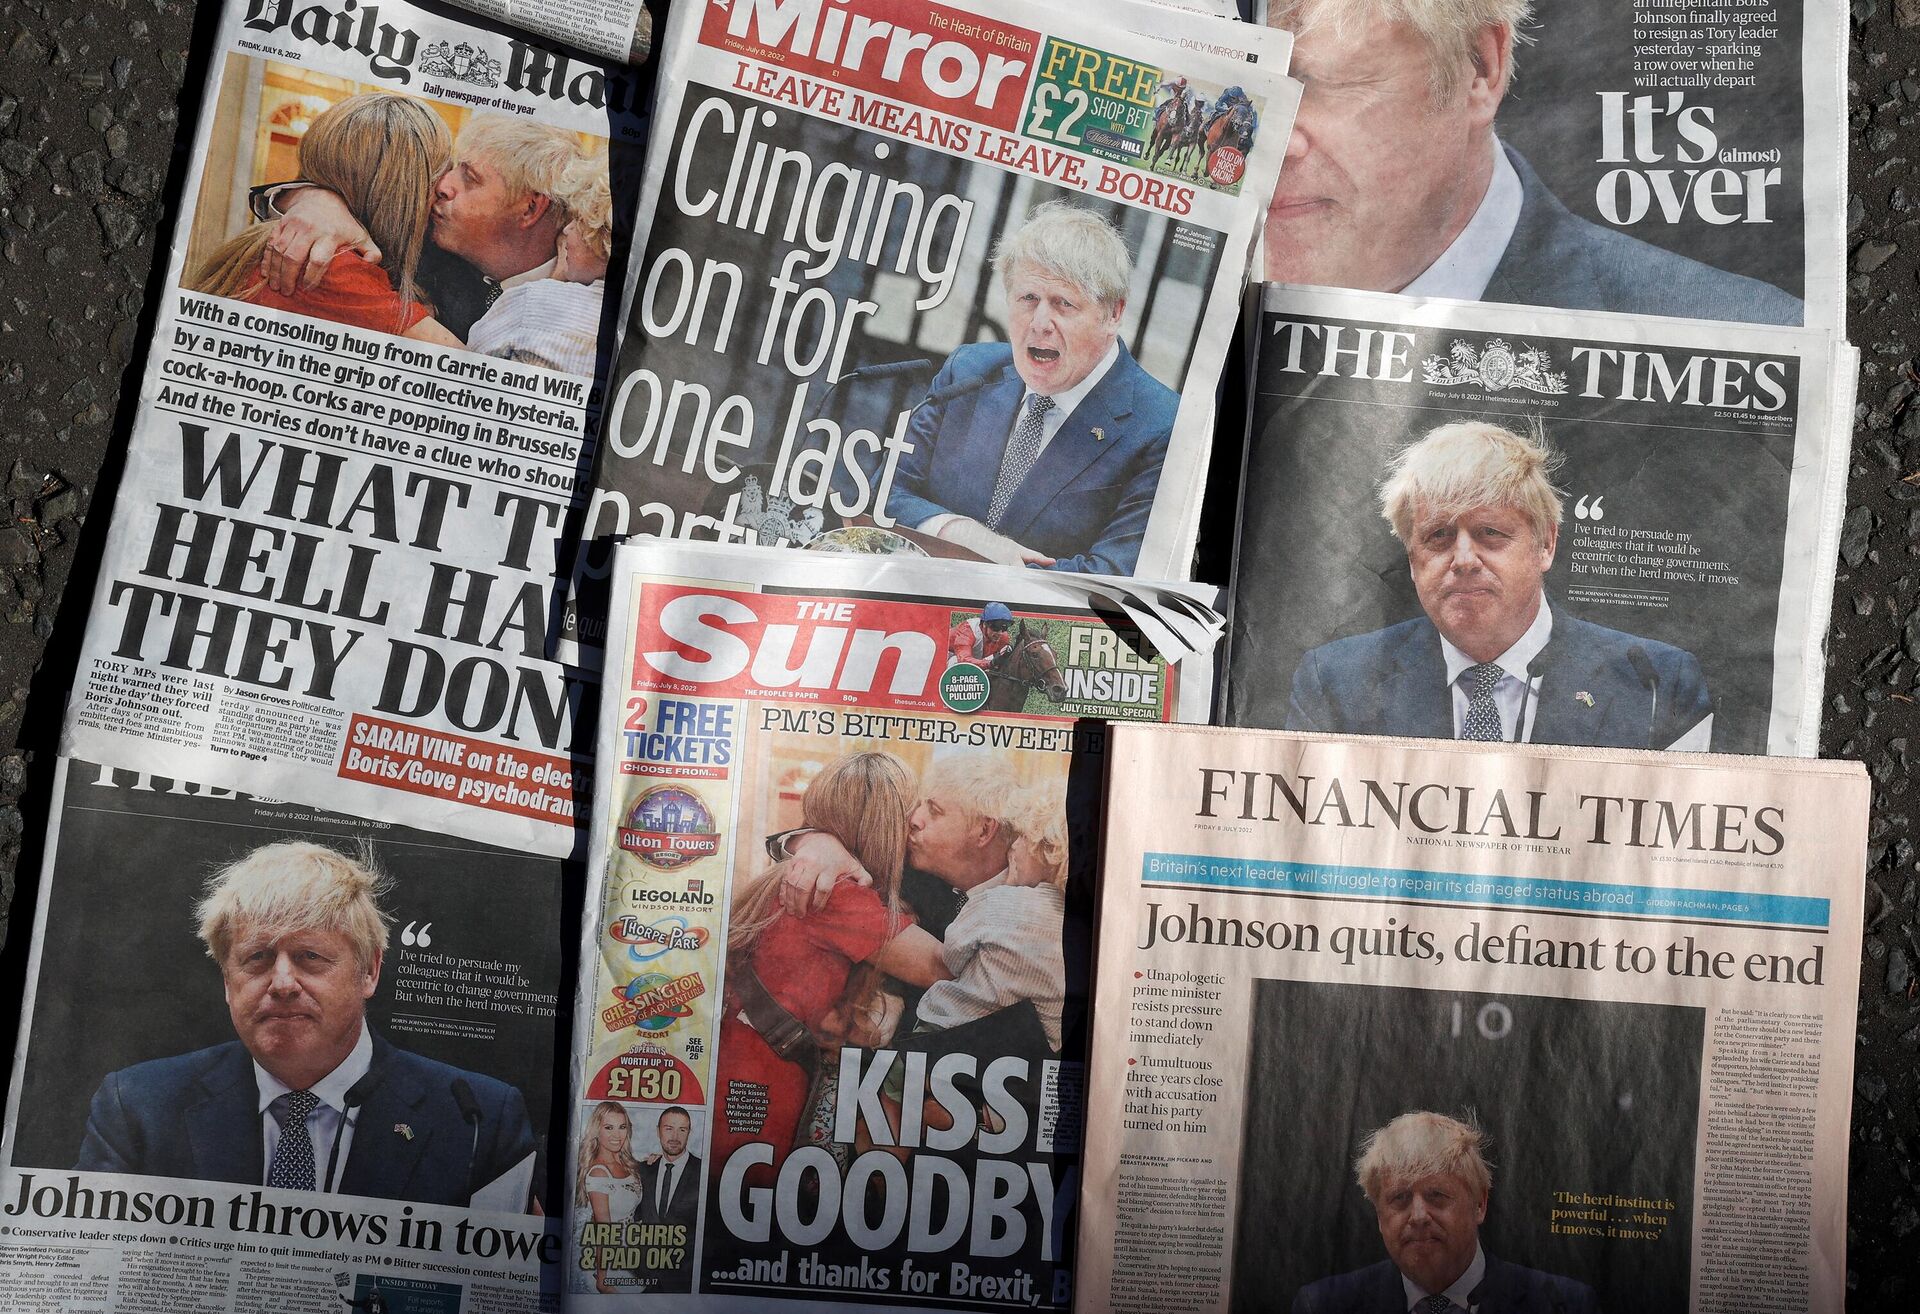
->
[184,54,610,377]
[574,1101,703,1295]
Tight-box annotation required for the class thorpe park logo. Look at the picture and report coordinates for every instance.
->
[631,586,943,712]
[703,0,1039,132]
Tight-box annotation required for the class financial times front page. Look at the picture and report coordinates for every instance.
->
[570,542,1218,1309]
[59,0,649,854]
[1076,724,1865,1314]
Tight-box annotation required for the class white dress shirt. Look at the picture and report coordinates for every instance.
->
[1401,139,1523,302]
[465,260,604,378]
[916,340,1122,536]
[1401,1243,1486,1313]
[1439,600,1715,751]
[1440,598,1553,743]
[256,1023,373,1191]
[913,871,1067,1049]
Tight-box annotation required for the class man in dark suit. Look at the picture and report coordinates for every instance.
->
[885,201,1180,576]
[1294,1112,1599,1314]
[633,1106,699,1292]
[1285,421,1712,750]
[1262,0,1802,325]
[635,1106,700,1231]
[76,841,536,1209]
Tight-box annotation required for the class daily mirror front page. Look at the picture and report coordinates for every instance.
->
[58,0,649,855]
[565,0,1302,652]
[570,542,1219,1309]
[1077,724,1866,1314]
[1224,285,1856,758]
[0,760,573,1312]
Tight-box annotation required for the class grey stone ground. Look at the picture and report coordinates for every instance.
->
[0,0,1915,1305]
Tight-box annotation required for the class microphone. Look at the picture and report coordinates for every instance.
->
[452,1078,483,1198]
[1627,646,1658,750]
[836,357,932,383]
[1510,655,1537,744]
[323,1069,384,1192]
[918,364,1016,409]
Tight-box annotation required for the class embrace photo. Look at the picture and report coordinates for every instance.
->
[184,54,613,376]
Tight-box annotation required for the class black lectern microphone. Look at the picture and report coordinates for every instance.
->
[452,1078,483,1195]
[1627,646,1658,749]
[323,1069,384,1192]
[1510,654,1540,744]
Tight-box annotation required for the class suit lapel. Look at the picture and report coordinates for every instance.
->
[1530,613,1634,747]
[670,1155,700,1215]
[338,1038,437,1200]
[997,346,1138,535]
[1382,623,1454,739]
[187,1045,264,1187]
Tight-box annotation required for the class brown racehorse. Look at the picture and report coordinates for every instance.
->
[1147,90,1192,170]
[983,622,1068,712]
[1204,101,1256,159]
[1168,96,1211,177]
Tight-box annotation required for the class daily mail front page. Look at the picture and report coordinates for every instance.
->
[1077,724,1866,1314]
[564,0,1301,651]
[570,542,1218,1309]
[59,0,647,854]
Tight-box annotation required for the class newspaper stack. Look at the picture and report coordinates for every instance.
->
[0,0,1276,1308]
[1227,0,1860,759]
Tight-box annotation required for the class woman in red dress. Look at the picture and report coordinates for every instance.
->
[187,93,462,345]
[710,751,949,1182]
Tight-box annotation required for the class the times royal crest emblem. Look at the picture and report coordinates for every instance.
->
[420,39,502,87]
[1423,338,1568,395]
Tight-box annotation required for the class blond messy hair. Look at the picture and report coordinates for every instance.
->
[921,751,1024,835]
[1354,1110,1494,1203]
[1268,0,1533,100]
[196,840,393,971]
[554,150,614,262]
[457,115,581,207]
[1379,420,1562,547]
[993,201,1133,309]
[1006,778,1070,890]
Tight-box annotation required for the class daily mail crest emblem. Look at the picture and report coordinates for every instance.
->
[420,39,502,87]
[1423,338,1568,395]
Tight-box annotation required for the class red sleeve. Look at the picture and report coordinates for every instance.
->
[801,881,894,964]
[246,254,429,336]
